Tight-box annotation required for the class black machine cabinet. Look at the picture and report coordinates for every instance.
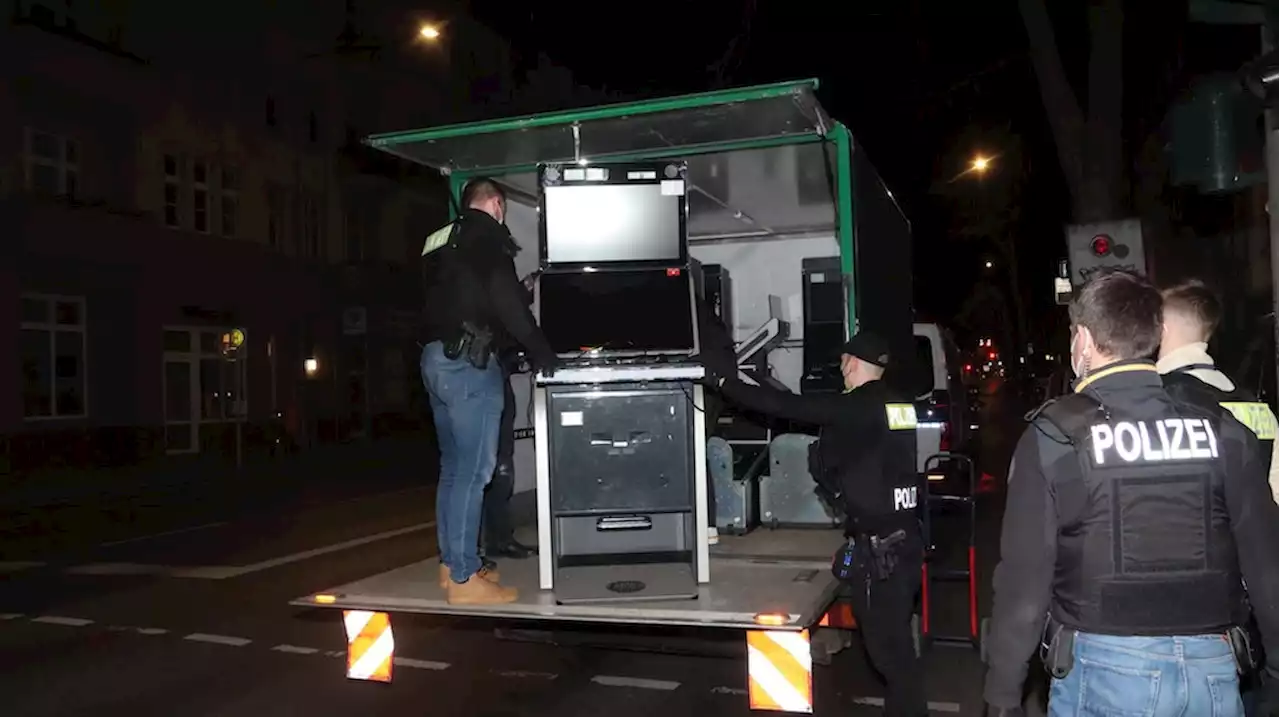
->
[540,379,704,604]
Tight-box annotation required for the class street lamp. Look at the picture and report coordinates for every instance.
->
[304,357,319,377]
[418,24,441,40]
[971,156,991,173]
[984,260,994,269]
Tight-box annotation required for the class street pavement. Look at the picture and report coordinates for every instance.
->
[0,381,1028,716]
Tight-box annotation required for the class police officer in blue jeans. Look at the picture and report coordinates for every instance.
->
[983,270,1278,717]
[419,178,559,606]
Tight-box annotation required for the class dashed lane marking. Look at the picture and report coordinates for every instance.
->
[32,616,94,627]
[0,613,24,621]
[393,657,450,671]
[183,633,253,647]
[851,696,963,713]
[493,670,558,680]
[591,675,682,691]
[272,644,321,655]
[711,686,748,696]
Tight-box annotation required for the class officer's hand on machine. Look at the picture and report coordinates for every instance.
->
[698,341,738,388]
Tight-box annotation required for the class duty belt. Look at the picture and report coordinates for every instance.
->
[1040,616,1256,679]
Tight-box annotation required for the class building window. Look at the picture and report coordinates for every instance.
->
[219,167,239,238]
[19,294,87,420]
[163,153,181,227]
[162,327,247,454]
[303,195,321,257]
[192,159,209,233]
[23,128,79,197]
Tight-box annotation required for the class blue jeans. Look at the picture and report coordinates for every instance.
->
[419,341,504,583]
[1050,632,1243,717]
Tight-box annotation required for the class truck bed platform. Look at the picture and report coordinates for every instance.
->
[292,528,843,632]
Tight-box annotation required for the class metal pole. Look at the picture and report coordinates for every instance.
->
[1259,28,1280,409]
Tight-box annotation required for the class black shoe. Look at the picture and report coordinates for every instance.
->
[485,539,535,559]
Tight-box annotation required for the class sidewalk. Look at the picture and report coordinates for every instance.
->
[0,437,437,514]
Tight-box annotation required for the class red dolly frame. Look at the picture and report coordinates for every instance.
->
[918,452,984,652]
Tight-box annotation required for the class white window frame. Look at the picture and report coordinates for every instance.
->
[22,127,79,197]
[19,293,89,421]
[163,152,182,228]
[161,326,248,455]
[219,166,239,238]
[192,158,210,234]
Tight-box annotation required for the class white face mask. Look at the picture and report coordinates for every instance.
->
[1069,329,1088,378]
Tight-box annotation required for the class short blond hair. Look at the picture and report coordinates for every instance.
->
[1162,279,1221,341]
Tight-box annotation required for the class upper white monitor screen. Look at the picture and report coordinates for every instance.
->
[543,183,683,265]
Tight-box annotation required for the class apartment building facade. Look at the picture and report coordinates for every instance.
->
[0,0,597,472]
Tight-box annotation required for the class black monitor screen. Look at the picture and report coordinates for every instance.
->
[543,183,683,265]
[539,269,696,356]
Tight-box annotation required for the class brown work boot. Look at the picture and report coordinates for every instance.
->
[438,562,501,589]
[446,574,518,605]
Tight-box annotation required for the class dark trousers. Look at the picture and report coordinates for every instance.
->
[847,533,927,717]
[482,374,517,549]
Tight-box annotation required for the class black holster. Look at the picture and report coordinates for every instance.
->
[442,321,494,369]
[1039,617,1076,679]
[867,529,907,580]
[832,529,907,583]
[1228,624,1258,676]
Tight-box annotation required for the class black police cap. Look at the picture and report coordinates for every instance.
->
[840,331,891,368]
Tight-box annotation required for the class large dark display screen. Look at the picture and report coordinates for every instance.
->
[539,269,696,356]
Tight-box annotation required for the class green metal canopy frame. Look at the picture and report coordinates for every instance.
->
[365,79,857,332]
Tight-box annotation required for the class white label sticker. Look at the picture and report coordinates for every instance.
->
[560,411,584,427]
[660,180,685,196]
[811,273,826,283]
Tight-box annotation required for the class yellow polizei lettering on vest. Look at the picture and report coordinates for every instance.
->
[884,403,918,431]
[1090,418,1220,465]
[1220,402,1278,441]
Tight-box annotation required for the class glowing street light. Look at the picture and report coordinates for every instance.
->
[304,357,319,377]
[418,24,441,40]
[971,156,991,173]
[984,260,994,269]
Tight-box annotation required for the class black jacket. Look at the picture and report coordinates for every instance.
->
[717,377,919,534]
[982,362,1279,709]
[420,209,557,370]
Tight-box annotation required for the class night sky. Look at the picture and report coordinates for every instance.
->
[165,0,1250,353]
[467,0,1075,346]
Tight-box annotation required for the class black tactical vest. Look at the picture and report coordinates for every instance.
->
[1034,392,1242,636]
[841,400,922,535]
[1163,366,1277,462]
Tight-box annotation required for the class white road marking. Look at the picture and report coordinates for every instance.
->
[272,644,320,655]
[393,657,451,671]
[183,633,252,647]
[217,521,436,577]
[0,613,24,621]
[851,696,962,713]
[167,566,245,580]
[0,561,46,572]
[493,670,558,680]
[100,521,229,548]
[136,627,169,635]
[591,675,681,691]
[32,616,93,627]
[711,686,748,695]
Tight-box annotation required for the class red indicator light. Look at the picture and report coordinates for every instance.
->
[1091,235,1111,257]
[988,352,996,361]
[666,268,681,277]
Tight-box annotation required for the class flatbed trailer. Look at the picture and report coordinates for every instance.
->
[293,79,916,714]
